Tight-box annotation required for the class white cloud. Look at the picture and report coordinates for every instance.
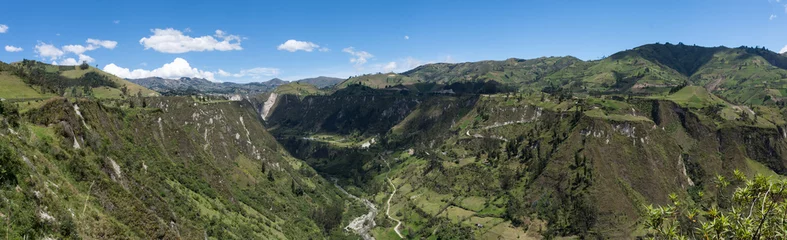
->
[113,20,120,24]
[218,67,280,79]
[370,56,454,73]
[38,38,116,63]
[771,14,778,20]
[5,45,23,52]
[53,58,78,66]
[139,28,243,53]
[87,38,118,49]
[277,39,322,52]
[404,35,409,40]
[780,45,787,54]
[319,47,330,52]
[342,47,373,67]
[104,58,217,80]
[35,42,65,60]
[62,44,96,55]
[382,62,398,72]
[0,24,7,33]
[52,54,95,66]
[78,54,95,63]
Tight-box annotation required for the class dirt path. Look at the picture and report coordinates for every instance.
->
[383,159,405,239]
[386,178,404,239]
[705,76,724,92]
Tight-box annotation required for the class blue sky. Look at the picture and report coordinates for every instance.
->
[0,0,785,82]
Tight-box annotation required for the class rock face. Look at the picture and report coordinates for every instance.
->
[261,93,278,121]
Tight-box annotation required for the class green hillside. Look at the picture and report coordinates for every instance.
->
[265,84,787,239]
[0,60,158,100]
[333,43,787,107]
[273,82,325,96]
[0,97,362,239]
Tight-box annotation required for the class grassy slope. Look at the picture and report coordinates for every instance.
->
[60,67,159,98]
[0,72,56,99]
[0,97,361,239]
[273,82,325,96]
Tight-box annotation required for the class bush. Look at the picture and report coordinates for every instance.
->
[0,141,20,186]
[644,171,787,239]
[79,61,90,70]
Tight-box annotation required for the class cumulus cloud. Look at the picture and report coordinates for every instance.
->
[5,45,23,52]
[404,35,409,40]
[382,62,397,72]
[139,28,243,53]
[104,58,217,80]
[0,24,7,33]
[771,14,778,20]
[52,54,96,66]
[342,47,373,67]
[370,56,454,73]
[277,39,323,52]
[87,38,118,49]
[62,44,96,55]
[37,38,117,64]
[217,67,280,79]
[103,58,279,82]
[53,58,79,66]
[780,45,787,54]
[35,42,65,60]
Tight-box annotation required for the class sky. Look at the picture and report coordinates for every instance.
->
[0,0,786,82]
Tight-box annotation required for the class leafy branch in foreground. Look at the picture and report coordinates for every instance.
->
[644,170,787,239]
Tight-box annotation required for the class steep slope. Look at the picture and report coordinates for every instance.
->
[265,88,787,239]
[0,96,363,239]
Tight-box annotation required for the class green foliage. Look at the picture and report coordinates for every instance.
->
[0,140,20,186]
[644,173,787,239]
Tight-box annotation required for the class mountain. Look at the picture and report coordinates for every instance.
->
[295,76,345,88]
[333,43,787,105]
[128,77,287,95]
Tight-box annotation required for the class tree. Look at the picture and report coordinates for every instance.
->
[79,61,90,70]
[644,171,787,239]
[120,85,129,97]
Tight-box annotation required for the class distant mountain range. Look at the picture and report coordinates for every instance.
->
[335,43,787,105]
[128,76,344,95]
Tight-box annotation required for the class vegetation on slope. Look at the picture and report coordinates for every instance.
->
[0,60,157,100]
[0,96,361,239]
[265,85,787,239]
